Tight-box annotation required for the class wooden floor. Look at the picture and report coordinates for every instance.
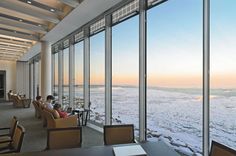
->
[0,101,103,152]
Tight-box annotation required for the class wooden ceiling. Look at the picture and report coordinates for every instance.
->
[0,0,81,61]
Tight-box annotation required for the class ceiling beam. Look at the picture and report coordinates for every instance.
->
[0,23,36,35]
[0,49,25,54]
[0,52,22,57]
[0,0,60,24]
[0,41,30,48]
[0,55,19,59]
[0,58,18,61]
[0,16,47,34]
[0,48,25,53]
[18,0,64,15]
[0,44,27,51]
[0,34,35,42]
[58,0,80,8]
[0,49,24,55]
[0,38,32,47]
[0,29,39,41]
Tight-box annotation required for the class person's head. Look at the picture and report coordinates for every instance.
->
[36,96,42,101]
[46,95,54,102]
[53,103,61,110]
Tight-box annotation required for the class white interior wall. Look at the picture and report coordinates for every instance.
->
[0,60,16,100]
[16,61,29,98]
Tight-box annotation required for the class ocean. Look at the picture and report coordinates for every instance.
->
[55,86,236,156]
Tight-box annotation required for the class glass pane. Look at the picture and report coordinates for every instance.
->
[74,42,84,108]
[147,1,203,155]
[112,16,139,136]
[54,53,59,101]
[210,0,236,149]
[90,31,105,124]
[63,48,69,106]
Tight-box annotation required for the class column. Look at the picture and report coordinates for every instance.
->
[41,41,52,99]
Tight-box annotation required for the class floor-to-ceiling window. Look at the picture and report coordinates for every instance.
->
[74,41,84,108]
[112,15,139,135]
[147,1,203,155]
[53,53,59,101]
[63,48,69,106]
[210,0,236,150]
[90,31,105,124]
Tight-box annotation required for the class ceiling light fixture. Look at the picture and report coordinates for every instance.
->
[19,19,23,22]
[50,8,55,12]
[27,1,31,4]
[38,24,41,27]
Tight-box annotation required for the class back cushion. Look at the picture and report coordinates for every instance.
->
[211,144,236,156]
[12,126,22,150]
[104,125,134,145]
[48,129,81,149]
[51,110,60,119]
[44,107,60,119]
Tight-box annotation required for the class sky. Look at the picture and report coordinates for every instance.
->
[58,0,236,88]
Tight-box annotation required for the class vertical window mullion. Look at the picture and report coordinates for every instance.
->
[203,0,210,155]
[58,48,63,104]
[69,38,75,107]
[139,0,147,142]
[84,27,90,109]
[105,14,112,125]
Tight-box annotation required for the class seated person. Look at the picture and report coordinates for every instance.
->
[36,96,43,103]
[8,90,13,95]
[44,95,54,110]
[53,103,68,118]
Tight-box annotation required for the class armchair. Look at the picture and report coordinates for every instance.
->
[12,95,31,108]
[0,116,18,142]
[0,124,25,154]
[43,108,78,129]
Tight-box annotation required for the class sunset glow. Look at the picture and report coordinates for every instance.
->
[54,0,236,89]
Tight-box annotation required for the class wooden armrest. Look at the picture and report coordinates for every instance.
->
[0,139,12,144]
[0,134,9,137]
[0,149,16,154]
[0,127,10,130]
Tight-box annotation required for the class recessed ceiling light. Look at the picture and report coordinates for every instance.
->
[27,1,31,4]
[19,19,23,22]
[50,8,55,12]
